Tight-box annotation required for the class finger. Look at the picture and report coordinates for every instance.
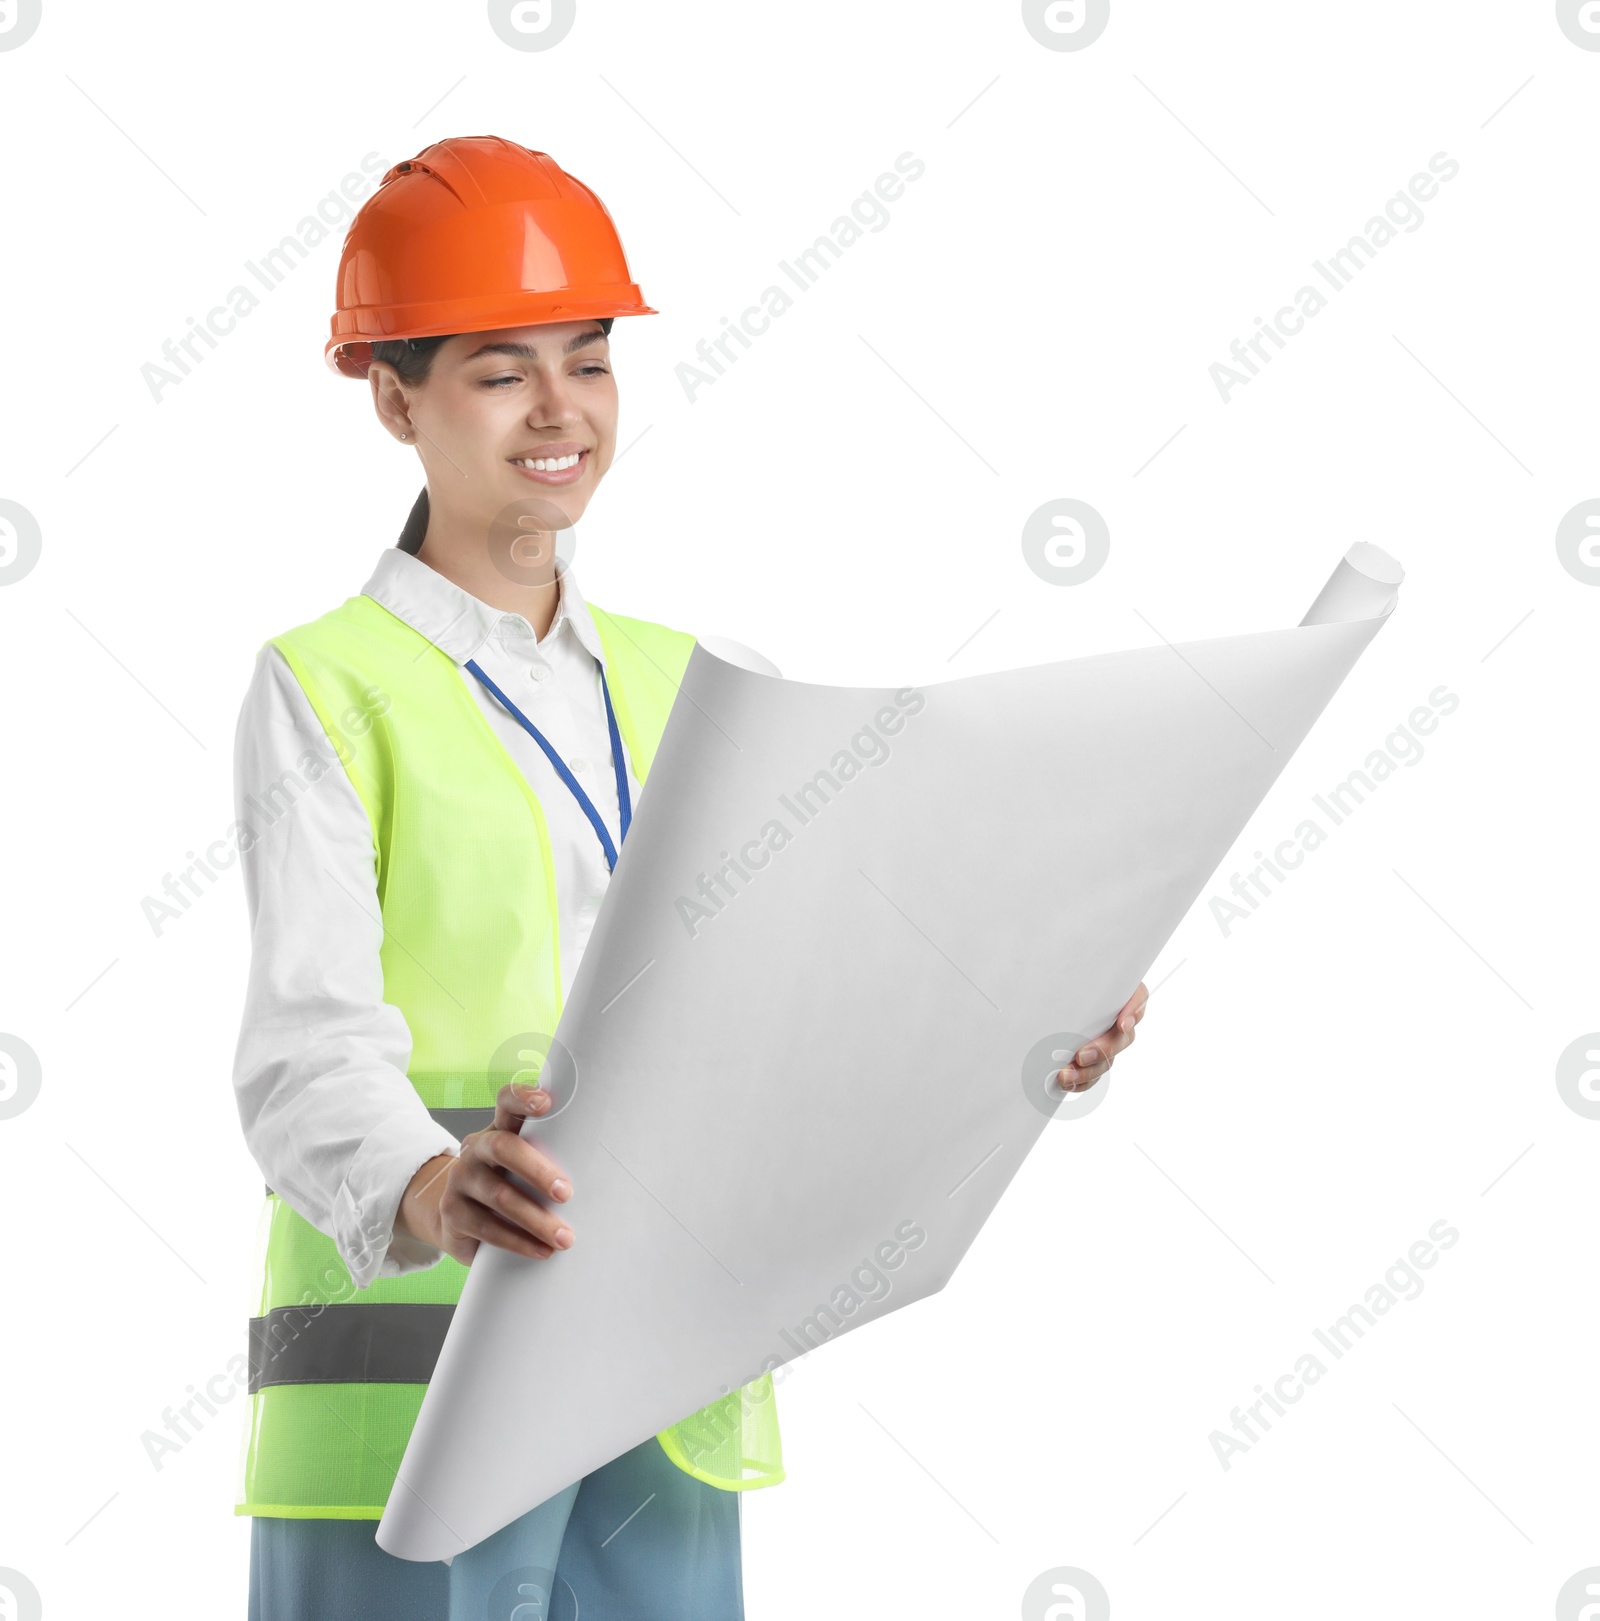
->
[463,1115,572,1200]
[1054,1054,1109,1092]
[473,1126,574,1204]
[1109,997,1145,1043]
[1122,982,1150,1025]
[1092,1020,1134,1059]
[444,1164,574,1251]
[491,1081,555,1133]
[1053,1066,1103,1093]
[1073,1037,1117,1073]
[448,1204,560,1263]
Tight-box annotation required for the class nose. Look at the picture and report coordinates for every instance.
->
[524,366,585,429]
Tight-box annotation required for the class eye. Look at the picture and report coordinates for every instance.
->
[481,373,521,389]
[575,363,610,377]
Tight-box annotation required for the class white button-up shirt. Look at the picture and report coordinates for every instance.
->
[231,548,775,1288]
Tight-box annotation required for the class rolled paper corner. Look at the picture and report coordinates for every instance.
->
[1300,542,1405,627]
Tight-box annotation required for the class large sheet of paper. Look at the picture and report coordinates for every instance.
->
[377,543,1403,1561]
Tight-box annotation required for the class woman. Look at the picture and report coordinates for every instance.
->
[231,135,1146,1620]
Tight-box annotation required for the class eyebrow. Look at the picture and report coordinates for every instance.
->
[460,329,610,363]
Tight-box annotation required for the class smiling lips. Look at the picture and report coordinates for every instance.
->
[510,448,590,486]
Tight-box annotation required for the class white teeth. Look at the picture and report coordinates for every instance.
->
[520,453,581,472]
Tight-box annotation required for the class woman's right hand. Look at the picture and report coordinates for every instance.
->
[395,1082,575,1265]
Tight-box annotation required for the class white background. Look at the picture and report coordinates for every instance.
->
[1,2,1596,1617]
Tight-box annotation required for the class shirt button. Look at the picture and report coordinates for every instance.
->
[569,758,586,773]
[528,665,549,684]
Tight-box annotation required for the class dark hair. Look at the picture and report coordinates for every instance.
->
[379,317,616,554]
[373,316,616,386]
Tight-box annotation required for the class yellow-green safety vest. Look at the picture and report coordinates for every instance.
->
[235,590,784,1519]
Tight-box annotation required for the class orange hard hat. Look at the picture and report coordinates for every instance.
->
[326,135,656,379]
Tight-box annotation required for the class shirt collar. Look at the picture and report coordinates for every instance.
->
[360,547,607,666]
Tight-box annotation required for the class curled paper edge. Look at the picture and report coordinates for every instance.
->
[375,544,1405,1562]
[1301,541,1405,627]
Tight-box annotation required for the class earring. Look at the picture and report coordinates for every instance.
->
[400,432,409,441]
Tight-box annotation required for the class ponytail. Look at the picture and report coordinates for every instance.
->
[398,485,429,554]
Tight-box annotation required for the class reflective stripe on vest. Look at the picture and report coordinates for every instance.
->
[236,591,783,1520]
[248,1302,453,1391]
[425,1106,494,1138]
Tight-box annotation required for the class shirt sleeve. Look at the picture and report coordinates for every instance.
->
[231,644,462,1289]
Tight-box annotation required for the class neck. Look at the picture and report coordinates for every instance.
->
[415,526,562,641]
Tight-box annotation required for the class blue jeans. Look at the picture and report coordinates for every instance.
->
[248,1436,743,1621]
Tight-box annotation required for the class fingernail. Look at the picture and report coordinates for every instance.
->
[555,1225,574,1248]
[550,1178,571,1201]
[1077,1047,1100,1067]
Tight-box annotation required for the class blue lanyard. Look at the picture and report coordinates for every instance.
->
[465,657,633,873]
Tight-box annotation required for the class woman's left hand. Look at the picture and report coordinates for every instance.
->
[1054,981,1149,1093]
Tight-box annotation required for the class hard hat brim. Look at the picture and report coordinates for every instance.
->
[327,286,657,379]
